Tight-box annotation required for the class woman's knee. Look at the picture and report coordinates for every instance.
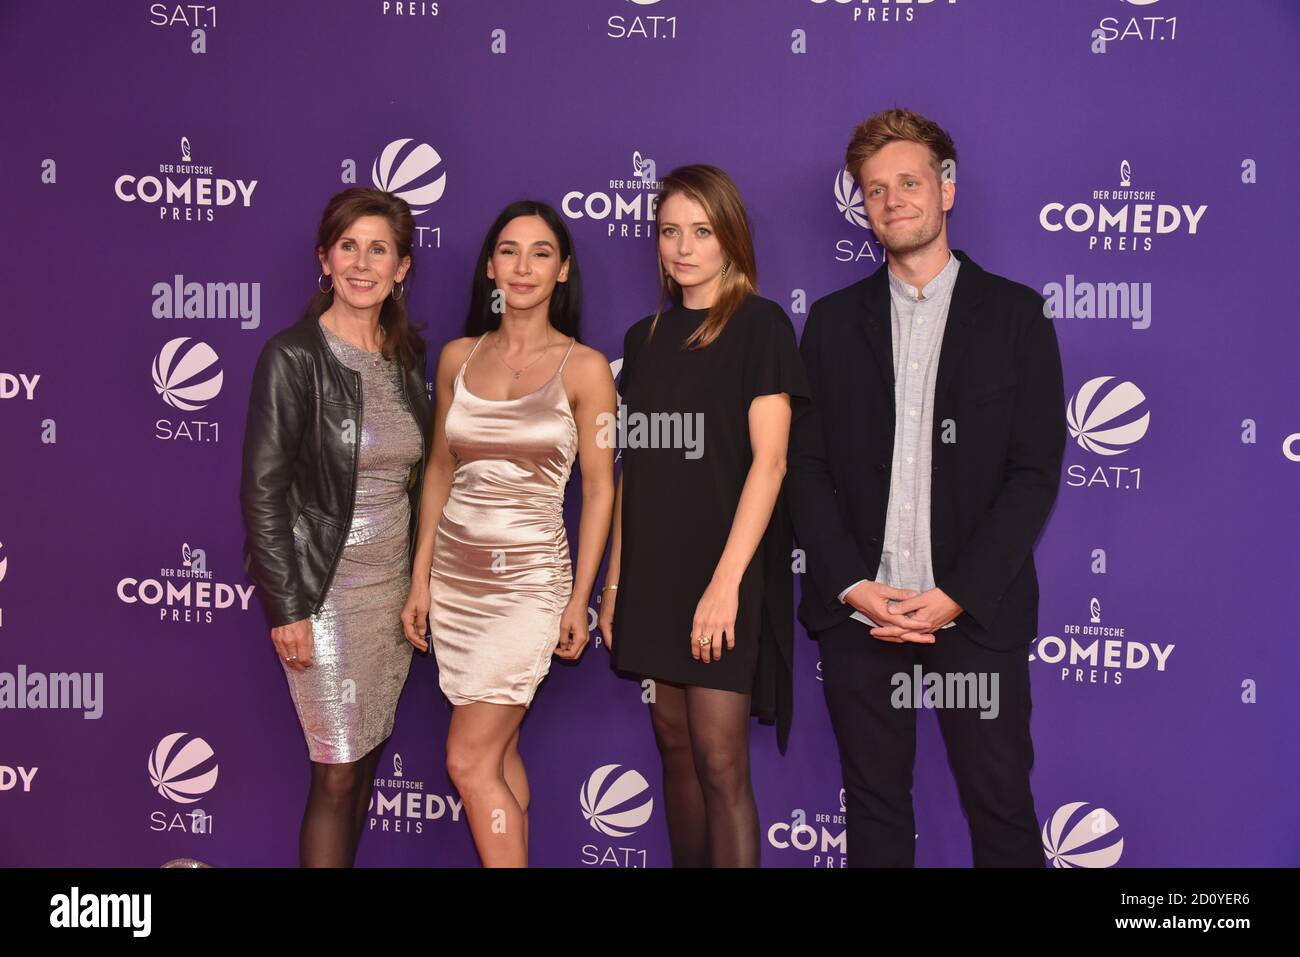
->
[445,740,497,795]
[693,743,751,798]
[312,761,362,801]
[649,701,691,758]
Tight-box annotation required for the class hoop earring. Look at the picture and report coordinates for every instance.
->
[392,280,405,302]
[317,273,333,293]
[721,259,732,279]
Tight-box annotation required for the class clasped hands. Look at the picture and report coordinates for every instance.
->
[844,580,963,644]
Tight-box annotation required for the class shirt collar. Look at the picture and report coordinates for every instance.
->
[887,250,960,303]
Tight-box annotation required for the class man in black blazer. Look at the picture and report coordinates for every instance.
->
[787,109,1065,866]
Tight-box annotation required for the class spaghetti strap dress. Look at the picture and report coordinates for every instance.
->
[428,334,579,708]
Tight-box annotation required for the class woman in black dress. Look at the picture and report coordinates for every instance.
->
[600,164,809,867]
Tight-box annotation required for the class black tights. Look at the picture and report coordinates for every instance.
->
[648,683,760,867]
[299,739,386,868]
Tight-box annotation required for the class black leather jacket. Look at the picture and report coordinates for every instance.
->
[239,315,434,628]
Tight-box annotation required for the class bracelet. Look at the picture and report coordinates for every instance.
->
[601,584,619,592]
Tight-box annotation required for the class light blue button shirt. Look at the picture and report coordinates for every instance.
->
[841,251,960,630]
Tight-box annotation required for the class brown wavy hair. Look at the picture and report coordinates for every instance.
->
[844,107,958,185]
[301,187,425,369]
[650,164,758,350]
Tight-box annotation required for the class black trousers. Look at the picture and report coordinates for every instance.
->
[817,615,1043,867]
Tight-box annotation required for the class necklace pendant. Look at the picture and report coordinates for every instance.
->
[513,371,522,379]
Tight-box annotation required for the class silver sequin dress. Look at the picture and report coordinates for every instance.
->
[280,318,423,763]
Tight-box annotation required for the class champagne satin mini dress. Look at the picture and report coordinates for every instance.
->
[428,333,578,708]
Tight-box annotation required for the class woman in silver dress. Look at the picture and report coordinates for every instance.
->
[241,187,433,866]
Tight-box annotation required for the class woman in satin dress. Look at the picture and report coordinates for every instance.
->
[401,200,616,866]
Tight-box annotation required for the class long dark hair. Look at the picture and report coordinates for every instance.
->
[301,187,425,369]
[464,200,582,339]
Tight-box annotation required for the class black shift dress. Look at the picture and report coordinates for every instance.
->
[610,293,810,747]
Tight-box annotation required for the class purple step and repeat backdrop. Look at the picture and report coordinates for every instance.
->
[1,0,1297,868]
